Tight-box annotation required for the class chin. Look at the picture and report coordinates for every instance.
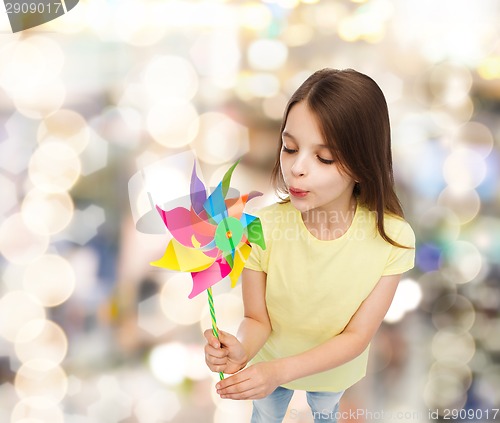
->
[289,198,313,213]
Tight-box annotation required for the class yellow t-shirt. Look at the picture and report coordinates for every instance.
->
[245,201,415,392]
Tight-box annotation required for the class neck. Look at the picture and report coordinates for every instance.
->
[301,196,357,240]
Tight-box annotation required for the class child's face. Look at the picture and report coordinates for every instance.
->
[280,101,355,214]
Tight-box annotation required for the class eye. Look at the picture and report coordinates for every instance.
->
[281,144,297,154]
[317,155,334,165]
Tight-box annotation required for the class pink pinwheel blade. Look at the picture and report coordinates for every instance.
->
[188,258,232,299]
[156,205,215,248]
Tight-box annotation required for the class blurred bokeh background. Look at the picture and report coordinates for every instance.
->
[1,0,500,422]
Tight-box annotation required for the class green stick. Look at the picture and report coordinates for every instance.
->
[207,287,224,380]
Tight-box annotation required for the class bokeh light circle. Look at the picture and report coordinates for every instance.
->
[191,112,249,165]
[148,342,188,386]
[13,78,66,119]
[453,121,494,158]
[424,363,469,411]
[418,271,457,313]
[442,241,483,284]
[160,274,205,325]
[431,294,476,333]
[143,55,199,101]
[23,254,76,307]
[443,147,486,191]
[0,291,46,342]
[15,360,68,403]
[113,1,167,46]
[0,36,64,96]
[0,173,17,217]
[21,190,74,235]
[428,62,472,106]
[11,397,64,423]
[38,109,90,154]
[15,319,68,366]
[0,213,49,265]
[437,187,480,225]
[432,329,475,364]
[146,99,199,148]
[28,141,81,193]
[247,39,288,71]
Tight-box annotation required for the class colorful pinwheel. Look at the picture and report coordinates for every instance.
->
[150,160,266,379]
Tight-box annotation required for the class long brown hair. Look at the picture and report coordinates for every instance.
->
[271,68,407,247]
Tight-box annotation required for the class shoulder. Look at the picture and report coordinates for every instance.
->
[383,213,415,248]
[355,206,415,247]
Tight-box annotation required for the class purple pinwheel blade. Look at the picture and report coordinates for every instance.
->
[190,164,207,215]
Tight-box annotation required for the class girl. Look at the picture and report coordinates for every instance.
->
[204,68,415,423]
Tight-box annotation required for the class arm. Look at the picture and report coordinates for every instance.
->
[204,268,271,374]
[216,273,402,399]
[237,268,272,361]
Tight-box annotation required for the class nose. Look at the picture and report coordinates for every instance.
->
[290,154,307,177]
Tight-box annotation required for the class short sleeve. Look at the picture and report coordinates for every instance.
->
[382,220,416,276]
[244,243,265,272]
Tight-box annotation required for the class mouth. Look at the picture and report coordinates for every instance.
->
[289,187,309,198]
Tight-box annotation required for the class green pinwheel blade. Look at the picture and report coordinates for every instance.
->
[221,160,240,197]
[246,218,266,250]
[224,251,235,268]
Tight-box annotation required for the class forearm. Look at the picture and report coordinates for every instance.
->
[276,331,368,386]
[236,316,271,365]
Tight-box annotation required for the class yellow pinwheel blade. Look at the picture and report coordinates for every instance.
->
[151,238,215,272]
[229,243,252,288]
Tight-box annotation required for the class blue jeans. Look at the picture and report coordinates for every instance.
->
[251,386,344,423]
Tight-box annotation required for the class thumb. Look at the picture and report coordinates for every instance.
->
[217,330,238,346]
[203,329,220,348]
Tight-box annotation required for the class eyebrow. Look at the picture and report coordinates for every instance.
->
[282,131,329,148]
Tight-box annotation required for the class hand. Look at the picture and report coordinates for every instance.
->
[204,329,248,375]
[215,361,282,400]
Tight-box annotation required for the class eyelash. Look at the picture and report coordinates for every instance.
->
[281,145,334,165]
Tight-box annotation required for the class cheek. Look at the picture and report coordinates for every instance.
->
[321,168,350,187]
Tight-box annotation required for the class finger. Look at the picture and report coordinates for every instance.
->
[205,344,227,359]
[206,354,227,366]
[219,382,264,400]
[211,364,227,373]
[203,329,220,348]
[216,371,249,391]
[220,387,262,400]
[217,378,253,396]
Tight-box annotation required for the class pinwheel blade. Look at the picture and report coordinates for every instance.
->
[244,217,266,250]
[156,205,216,248]
[190,164,207,215]
[203,161,239,223]
[151,238,215,272]
[229,243,252,287]
[189,258,232,298]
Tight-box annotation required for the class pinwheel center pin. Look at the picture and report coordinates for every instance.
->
[215,217,244,252]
